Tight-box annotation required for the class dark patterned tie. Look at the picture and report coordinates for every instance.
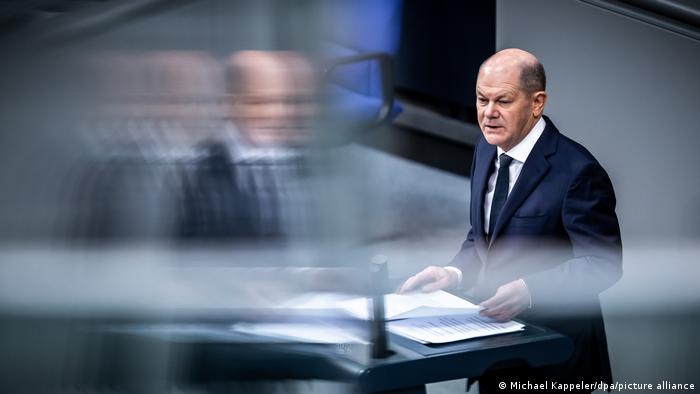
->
[488,153,513,241]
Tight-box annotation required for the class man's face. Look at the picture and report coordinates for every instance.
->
[230,52,317,147]
[476,64,537,152]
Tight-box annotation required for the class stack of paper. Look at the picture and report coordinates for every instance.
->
[279,290,525,344]
[337,290,524,344]
[387,314,524,344]
[337,290,480,320]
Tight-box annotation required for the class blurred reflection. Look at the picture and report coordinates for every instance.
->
[73,50,226,240]
[228,50,318,146]
[178,51,319,240]
[0,2,376,394]
[73,50,321,242]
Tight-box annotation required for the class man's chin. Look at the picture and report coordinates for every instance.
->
[483,133,505,147]
[246,130,310,147]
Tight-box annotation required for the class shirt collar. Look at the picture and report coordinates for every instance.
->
[496,116,546,163]
[223,120,301,163]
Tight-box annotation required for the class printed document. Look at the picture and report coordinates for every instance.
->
[337,290,480,320]
[387,314,524,344]
[280,290,525,343]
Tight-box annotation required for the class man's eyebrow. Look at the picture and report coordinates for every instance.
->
[476,89,512,98]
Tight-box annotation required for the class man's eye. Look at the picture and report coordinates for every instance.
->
[498,100,511,104]
[477,98,487,104]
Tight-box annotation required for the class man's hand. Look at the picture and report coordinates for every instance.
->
[398,266,459,294]
[479,279,530,322]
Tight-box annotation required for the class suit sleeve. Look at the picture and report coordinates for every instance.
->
[448,140,484,291]
[523,162,623,306]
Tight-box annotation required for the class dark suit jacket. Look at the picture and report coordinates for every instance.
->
[176,140,311,241]
[452,116,622,386]
[177,141,261,240]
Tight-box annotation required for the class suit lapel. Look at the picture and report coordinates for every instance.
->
[489,119,558,245]
[472,142,496,257]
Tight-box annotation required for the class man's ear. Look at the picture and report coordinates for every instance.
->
[532,91,547,118]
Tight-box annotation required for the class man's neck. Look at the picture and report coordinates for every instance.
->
[497,116,546,162]
[500,116,541,152]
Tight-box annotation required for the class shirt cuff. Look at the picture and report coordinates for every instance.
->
[519,278,533,309]
[444,266,463,286]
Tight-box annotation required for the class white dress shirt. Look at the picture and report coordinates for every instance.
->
[483,116,546,234]
[445,117,546,288]
[221,121,313,237]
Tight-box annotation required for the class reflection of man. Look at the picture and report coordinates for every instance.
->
[399,49,622,393]
[178,51,318,240]
[227,51,317,147]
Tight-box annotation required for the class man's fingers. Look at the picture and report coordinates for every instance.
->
[398,267,445,294]
[480,305,515,322]
[398,275,419,294]
[479,298,497,310]
[490,313,512,323]
[399,272,432,293]
[479,289,516,316]
[480,303,508,317]
[420,276,451,293]
[480,297,524,322]
[479,280,529,321]
[479,291,507,310]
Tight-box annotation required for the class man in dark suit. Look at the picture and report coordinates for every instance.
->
[399,48,622,393]
[177,51,317,240]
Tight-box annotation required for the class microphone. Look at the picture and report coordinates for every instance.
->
[370,254,391,359]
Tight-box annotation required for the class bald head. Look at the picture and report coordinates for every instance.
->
[479,48,546,94]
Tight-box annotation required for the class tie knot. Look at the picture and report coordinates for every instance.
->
[499,154,513,167]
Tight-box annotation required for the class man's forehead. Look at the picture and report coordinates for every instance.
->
[477,64,522,93]
[476,79,520,95]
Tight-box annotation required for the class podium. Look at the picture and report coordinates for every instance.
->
[108,317,572,394]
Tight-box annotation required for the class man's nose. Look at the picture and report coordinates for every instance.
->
[484,102,498,118]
